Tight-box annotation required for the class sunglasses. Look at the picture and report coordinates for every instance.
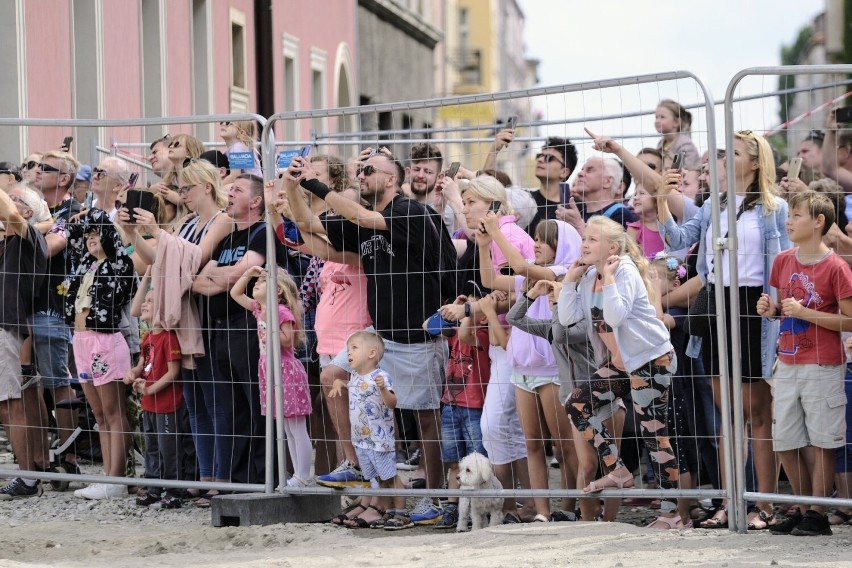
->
[92,168,110,180]
[22,161,39,170]
[357,165,394,177]
[168,140,182,149]
[535,153,565,167]
[37,163,61,173]
[219,121,233,126]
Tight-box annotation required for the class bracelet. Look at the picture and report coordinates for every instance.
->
[124,244,135,255]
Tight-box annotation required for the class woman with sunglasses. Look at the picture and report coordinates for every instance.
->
[0,162,22,193]
[20,153,42,188]
[658,131,790,530]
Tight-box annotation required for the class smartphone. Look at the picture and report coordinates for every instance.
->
[787,156,803,180]
[300,145,312,159]
[558,181,571,203]
[506,115,518,130]
[124,189,159,223]
[488,200,502,213]
[835,106,852,124]
[446,161,461,179]
[671,152,684,170]
[62,136,74,150]
[128,172,139,188]
[83,191,94,209]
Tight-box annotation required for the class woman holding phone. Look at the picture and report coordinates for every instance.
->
[658,131,789,529]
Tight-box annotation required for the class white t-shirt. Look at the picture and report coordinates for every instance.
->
[706,195,763,287]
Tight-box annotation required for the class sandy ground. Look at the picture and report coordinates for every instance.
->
[0,476,850,568]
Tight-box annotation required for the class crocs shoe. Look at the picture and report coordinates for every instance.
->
[316,460,369,489]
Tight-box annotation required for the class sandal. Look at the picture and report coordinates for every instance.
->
[647,514,683,530]
[533,514,549,522]
[195,491,219,508]
[699,507,728,529]
[828,509,852,526]
[583,470,635,494]
[330,502,367,526]
[503,512,522,524]
[383,512,414,531]
[747,507,776,530]
[343,505,384,529]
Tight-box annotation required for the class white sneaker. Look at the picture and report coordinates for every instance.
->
[76,483,126,500]
[286,475,316,488]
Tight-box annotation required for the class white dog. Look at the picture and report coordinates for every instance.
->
[456,452,503,532]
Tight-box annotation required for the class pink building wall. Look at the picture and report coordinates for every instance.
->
[102,1,143,150]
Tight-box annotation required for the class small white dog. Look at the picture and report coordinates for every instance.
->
[456,452,503,532]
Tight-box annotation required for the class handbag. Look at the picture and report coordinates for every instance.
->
[683,202,745,339]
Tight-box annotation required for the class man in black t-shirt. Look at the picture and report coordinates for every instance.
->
[193,174,288,485]
[282,149,449,497]
[0,189,49,499]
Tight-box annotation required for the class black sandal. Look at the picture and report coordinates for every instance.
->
[699,507,728,529]
[343,505,384,529]
[747,507,776,530]
[330,502,367,525]
[829,509,852,526]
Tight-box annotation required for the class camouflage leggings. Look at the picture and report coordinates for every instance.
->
[565,354,678,491]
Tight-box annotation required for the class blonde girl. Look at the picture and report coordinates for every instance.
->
[478,216,582,522]
[559,215,680,529]
[231,265,313,487]
[219,119,262,181]
[655,99,700,170]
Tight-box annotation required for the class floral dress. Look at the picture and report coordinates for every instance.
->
[252,301,312,418]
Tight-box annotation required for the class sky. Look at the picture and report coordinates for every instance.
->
[516,0,827,160]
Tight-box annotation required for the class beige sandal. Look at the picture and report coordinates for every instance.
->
[647,514,683,530]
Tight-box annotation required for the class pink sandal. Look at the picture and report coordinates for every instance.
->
[647,514,683,530]
[582,470,635,493]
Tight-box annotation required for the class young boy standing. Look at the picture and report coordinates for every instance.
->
[757,191,852,536]
[329,331,412,530]
[124,292,188,509]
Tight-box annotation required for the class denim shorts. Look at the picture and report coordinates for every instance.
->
[331,327,448,410]
[28,313,73,389]
[440,405,486,463]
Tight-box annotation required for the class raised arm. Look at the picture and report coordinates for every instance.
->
[476,228,514,292]
[482,212,556,282]
[482,128,514,173]
[229,265,264,311]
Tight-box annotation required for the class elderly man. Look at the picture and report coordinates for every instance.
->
[561,156,638,233]
[0,188,49,499]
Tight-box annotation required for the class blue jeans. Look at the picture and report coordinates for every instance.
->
[440,405,485,463]
[28,313,72,389]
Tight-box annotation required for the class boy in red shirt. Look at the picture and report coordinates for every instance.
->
[758,191,852,536]
[124,291,187,509]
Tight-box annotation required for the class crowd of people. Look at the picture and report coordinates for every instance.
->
[0,103,850,538]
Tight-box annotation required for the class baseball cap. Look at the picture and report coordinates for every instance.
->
[76,164,92,182]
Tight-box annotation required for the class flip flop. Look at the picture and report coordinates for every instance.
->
[647,514,683,530]
[828,510,852,526]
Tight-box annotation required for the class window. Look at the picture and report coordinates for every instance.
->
[310,47,327,136]
[282,34,299,140]
[231,21,246,89]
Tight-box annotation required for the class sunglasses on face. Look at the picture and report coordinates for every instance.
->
[357,165,393,177]
[21,161,39,170]
[37,163,61,173]
[168,140,182,149]
[535,153,565,167]
[92,168,110,180]
[219,121,233,126]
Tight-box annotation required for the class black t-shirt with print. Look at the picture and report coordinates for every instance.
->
[33,199,82,317]
[0,223,48,334]
[527,189,566,236]
[206,221,288,324]
[322,195,442,344]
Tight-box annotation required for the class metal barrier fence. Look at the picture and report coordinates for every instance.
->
[723,64,852,533]
[1,66,850,532]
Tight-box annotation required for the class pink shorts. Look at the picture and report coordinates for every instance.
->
[73,331,131,387]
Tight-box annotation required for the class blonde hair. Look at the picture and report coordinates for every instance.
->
[233,120,257,149]
[275,270,305,347]
[347,330,385,361]
[657,99,692,133]
[586,215,655,300]
[459,175,513,216]
[735,131,779,213]
[164,134,205,186]
[178,159,228,209]
[41,151,81,187]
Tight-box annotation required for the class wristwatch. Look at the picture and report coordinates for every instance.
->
[464,302,471,317]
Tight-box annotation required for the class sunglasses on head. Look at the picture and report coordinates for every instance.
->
[535,153,565,166]
[22,161,39,170]
[37,163,61,173]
